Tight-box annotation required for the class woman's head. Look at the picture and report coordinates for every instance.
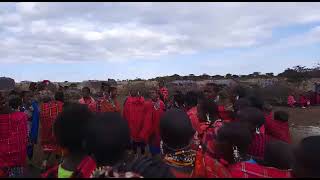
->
[85,112,130,166]
[8,95,22,111]
[54,103,93,154]
[81,87,91,98]
[197,94,219,123]
[215,122,252,164]
[236,107,265,133]
[184,91,198,110]
[292,136,320,178]
[160,109,195,151]
[108,86,118,99]
[203,83,219,100]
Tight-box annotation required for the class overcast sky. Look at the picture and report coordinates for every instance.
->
[0,2,320,82]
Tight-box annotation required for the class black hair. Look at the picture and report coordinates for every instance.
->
[160,109,195,150]
[233,98,251,113]
[85,112,130,166]
[247,94,264,110]
[293,136,320,178]
[234,86,247,99]
[197,93,219,121]
[128,156,174,178]
[82,86,91,93]
[205,82,219,92]
[237,107,265,130]
[8,95,22,110]
[274,111,289,122]
[184,91,198,108]
[54,91,64,102]
[173,91,185,107]
[216,121,252,157]
[108,86,117,94]
[54,103,93,153]
[264,140,294,170]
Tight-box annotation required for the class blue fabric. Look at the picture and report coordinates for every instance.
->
[246,158,257,164]
[149,145,160,156]
[30,101,40,144]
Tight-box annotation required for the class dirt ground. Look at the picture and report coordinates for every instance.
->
[273,106,320,145]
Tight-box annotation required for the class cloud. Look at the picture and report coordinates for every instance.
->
[0,2,320,63]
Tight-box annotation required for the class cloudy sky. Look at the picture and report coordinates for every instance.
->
[0,2,320,82]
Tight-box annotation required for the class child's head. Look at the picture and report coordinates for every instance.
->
[8,95,22,110]
[85,112,130,166]
[215,122,252,164]
[54,91,64,102]
[81,87,91,98]
[203,83,219,99]
[54,103,93,154]
[292,136,320,178]
[160,109,195,151]
[274,111,289,122]
[264,140,294,170]
[197,93,219,122]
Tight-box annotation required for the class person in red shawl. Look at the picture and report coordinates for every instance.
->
[97,86,121,113]
[237,107,268,160]
[39,91,64,171]
[42,103,95,178]
[122,87,146,156]
[159,109,231,178]
[139,87,165,156]
[78,87,97,112]
[265,111,291,143]
[0,94,28,178]
[159,81,169,106]
[299,93,310,108]
[184,91,198,112]
[215,122,291,178]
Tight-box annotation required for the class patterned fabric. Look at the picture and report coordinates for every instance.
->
[228,161,292,178]
[7,166,24,178]
[97,98,121,113]
[40,101,63,153]
[247,130,269,160]
[287,96,296,107]
[0,112,28,168]
[123,96,145,141]
[160,87,169,102]
[265,115,291,144]
[218,105,234,122]
[90,166,143,178]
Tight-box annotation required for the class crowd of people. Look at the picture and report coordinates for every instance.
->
[0,80,319,178]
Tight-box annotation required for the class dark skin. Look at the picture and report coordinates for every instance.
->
[109,89,118,99]
[81,88,91,99]
[203,86,218,100]
[149,89,159,102]
[60,151,87,172]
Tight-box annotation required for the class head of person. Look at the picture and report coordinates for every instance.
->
[108,86,118,99]
[21,90,34,105]
[197,93,219,123]
[54,103,93,155]
[236,107,265,133]
[233,98,251,114]
[247,94,264,111]
[274,111,289,122]
[173,91,185,108]
[215,122,252,164]
[54,91,64,102]
[29,82,38,92]
[85,112,130,166]
[203,83,219,99]
[184,91,198,110]
[81,87,91,99]
[233,86,247,101]
[129,86,140,97]
[292,136,320,178]
[8,95,22,111]
[160,109,195,152]
[148,87,159,101]
[0,92,9,114]
[264,140,294,170]
[39,90,54,103]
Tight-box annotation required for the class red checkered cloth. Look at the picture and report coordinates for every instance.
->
[247,131,269,160]
[0,112,28,168]
[40,101,63,153]
[265,118,291,144]
[228,162,292,178]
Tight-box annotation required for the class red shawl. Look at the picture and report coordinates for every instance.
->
[139,99,165,147]
[97,98,121,113]
[247,128,268,160]
[79,97,97,112]
[266,120,291,144]
[0,112,28,168]
[228,162,292,178]
[160,87,169,102]
[40,101,64,153]
[123,96,145,141]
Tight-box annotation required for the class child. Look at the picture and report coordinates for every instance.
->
[78,87,97,112]
[287,94,296,108]
[42,103,95,178]
[98,86,121,113]
[265,111,291,143]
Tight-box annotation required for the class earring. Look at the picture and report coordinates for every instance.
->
[160,140,164,155]
[233,145,240,162]
[206,113,210,122]
[256,127,260,134]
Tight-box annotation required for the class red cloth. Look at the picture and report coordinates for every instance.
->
[299,95,309,107]
[160,87,169,102]
[123,96,145,141]
[0,112,28,168]
[187,107,201,133]
[40,101,63,153]
[41,156,96,178]
[79,97,97,112]
[228,162,292,178]
[247,129,268,160]
[265,120,291,144]
[139,99,165,147]
[287,96,296,107]
[218,105,234,122]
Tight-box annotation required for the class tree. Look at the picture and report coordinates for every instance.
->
[225,73,232,78]
[266,73,274,77]
[252,72,261,77]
